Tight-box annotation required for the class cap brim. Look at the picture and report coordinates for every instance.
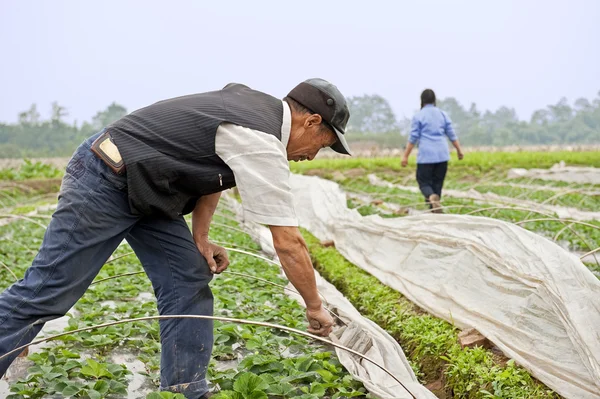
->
[330,127,352,155]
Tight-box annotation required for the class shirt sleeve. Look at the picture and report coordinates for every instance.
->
[215,123,298,227]
[443,112,458,141]
[408,115,421,144]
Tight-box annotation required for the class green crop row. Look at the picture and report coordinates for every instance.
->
[0,160,63,181]
[291,151,600,175]
[302,230,558,399]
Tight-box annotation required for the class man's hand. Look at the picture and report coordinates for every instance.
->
[196,239,229,274]
[457,150,464,160]
[401,156,409,167]
[306,305,334,337]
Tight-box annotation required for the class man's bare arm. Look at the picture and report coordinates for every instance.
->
[192,192,229,273]
[269,225,333,336]
[192,192,221,240]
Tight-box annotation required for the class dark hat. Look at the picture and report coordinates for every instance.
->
[287,78,351,155]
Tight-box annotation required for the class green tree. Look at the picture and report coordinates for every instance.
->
[91,102,128,130]
[346,94,399,134]
[51,102,68,125]
[18,104,41,126]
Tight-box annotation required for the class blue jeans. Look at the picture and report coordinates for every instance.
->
[0,132,214,398]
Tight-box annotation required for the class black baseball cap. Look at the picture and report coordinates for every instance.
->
[287,78,352,155]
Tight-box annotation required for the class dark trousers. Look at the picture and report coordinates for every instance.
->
[416,162,448,206]
[0,132,213,398]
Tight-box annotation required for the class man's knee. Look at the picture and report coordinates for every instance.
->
[0,281,76,328]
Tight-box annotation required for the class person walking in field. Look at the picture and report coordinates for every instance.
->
[0,78,351,398]
[401,89,464,212]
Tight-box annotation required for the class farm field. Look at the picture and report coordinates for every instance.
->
[0,150,598,399]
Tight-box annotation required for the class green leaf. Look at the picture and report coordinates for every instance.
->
[107,362,129,377]
[56,334,80,342]
[44,366,68,381]
[45,371,65,381]
[215,333,231,344]
[316,369,336,383]
[63,359,81,371]
[297,357,314,372]
[61,349,80,358]
[281,371,318,384]
[212,391,244,399]
[93,380,110,394]
[53,381,68,392]
[68,317,79,329]
[310,382,326,396]
[62,384,82,396]
[80,359,113,378]
[233,372,268,394]
[109,380,129,394]
[27,353,47,363]
[87,389,102,399]
[246,392,268,399]
[266,381,295,396]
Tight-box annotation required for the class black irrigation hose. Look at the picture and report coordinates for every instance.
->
[0,315,416,399]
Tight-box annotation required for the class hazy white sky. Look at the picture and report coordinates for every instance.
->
[1,0,599,124]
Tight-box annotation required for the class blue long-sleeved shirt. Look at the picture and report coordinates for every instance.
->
[409,104,457,164]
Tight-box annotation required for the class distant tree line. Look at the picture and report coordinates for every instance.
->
[0,102,127,158]
[1,91,599,157]
[346,91,600,147]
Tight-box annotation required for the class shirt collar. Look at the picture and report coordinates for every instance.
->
[424,104,435,108]
[281,100,292,149]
